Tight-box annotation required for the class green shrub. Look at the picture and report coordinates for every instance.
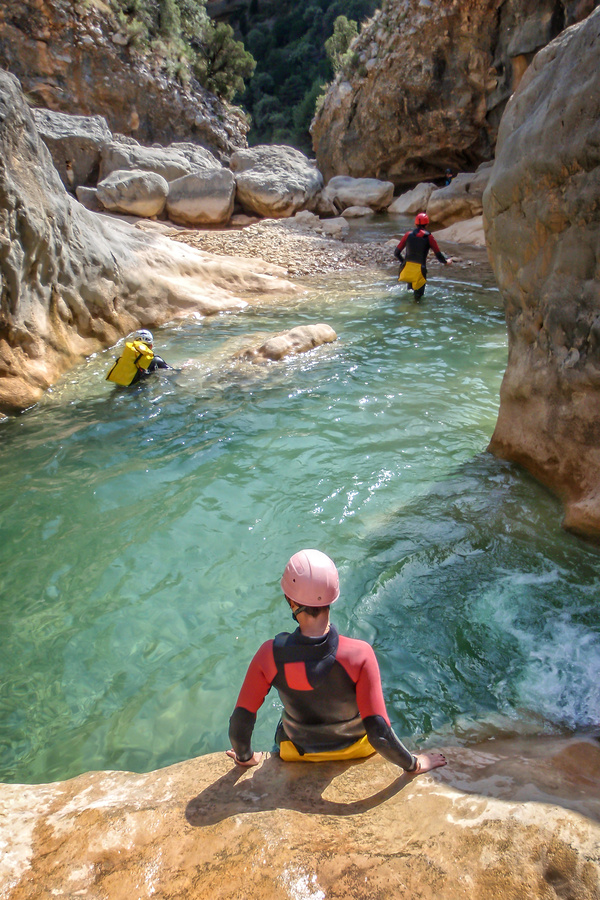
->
[107,0,256,100]
[192,21,256,101]
[325,15,358,72]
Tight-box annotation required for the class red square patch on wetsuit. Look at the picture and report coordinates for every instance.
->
[284,661,313,691]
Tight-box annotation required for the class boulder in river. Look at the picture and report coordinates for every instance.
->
[323,175,394,212]
[96,169,169,217]
[238,324,338,362]
[388,182,438,216]
[341,206,374,218]
[166,168,236,226]
[230,145,324,219]
[433,216,486,247]
[483,7,600,540]
[427,163,493,226]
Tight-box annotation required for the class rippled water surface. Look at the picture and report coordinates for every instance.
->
[1,247,599,783]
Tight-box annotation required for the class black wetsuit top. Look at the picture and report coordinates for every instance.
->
[229,624,416,769]
[131,355,170,384]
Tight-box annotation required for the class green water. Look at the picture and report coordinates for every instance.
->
[1,254,599,784]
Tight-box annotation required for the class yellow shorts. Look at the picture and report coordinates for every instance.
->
[398,261,426,290]
[278,733,376,762]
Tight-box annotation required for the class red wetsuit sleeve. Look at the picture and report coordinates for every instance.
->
[396,232,409,252]
[336,635,390,724]
[336,635,416,770]
[234,640,277,713]
[428,233,447,263]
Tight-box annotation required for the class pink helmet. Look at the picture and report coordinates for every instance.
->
[415,212,429,226]
[280,549,340,607]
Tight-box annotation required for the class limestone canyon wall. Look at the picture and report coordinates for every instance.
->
[312,0,599,186]
[483,8,600,539]
[0,0,247,161]
[0,71,292,415]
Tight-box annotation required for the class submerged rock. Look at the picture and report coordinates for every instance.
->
[238,324,338,362]
[1,736,599,898]
[484,7,600,540]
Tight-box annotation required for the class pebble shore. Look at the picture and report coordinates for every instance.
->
[170,218,393,276]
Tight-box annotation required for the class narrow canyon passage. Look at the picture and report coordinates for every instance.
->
[1,248,599,785]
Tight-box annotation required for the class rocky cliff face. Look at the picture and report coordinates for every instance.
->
[312,0,599,186]
[483,8,600,541]
[2,736,600,899]
[0,71,292,415]
[0,0,248,161]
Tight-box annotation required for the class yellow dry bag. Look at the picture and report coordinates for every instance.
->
[106,340,154,386]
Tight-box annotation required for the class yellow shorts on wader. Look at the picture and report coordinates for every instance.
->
[398,261,426,291]
[279,733,376,762]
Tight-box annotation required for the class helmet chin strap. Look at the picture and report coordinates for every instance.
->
[291,604,311,622]
[287,597,311,622]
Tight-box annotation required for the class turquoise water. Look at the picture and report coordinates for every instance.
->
[1,253,599,784]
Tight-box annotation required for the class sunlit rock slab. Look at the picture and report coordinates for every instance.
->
[1,736,599,899]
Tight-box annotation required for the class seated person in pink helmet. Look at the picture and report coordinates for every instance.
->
[227,548,447,775]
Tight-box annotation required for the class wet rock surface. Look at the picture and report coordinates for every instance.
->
[1,735,599,899]
[484,8,600,540]
[237,324,337,362]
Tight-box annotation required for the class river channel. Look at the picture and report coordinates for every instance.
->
[1,226,599,783]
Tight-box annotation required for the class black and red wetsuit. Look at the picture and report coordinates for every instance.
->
[229,624,416,770]
[394,228,448,299]
[395,227,448,269]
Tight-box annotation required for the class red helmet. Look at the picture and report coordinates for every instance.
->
[280,549,340,607]
[415,212,429,226]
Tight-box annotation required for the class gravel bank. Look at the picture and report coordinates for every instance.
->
[169,218,393,277]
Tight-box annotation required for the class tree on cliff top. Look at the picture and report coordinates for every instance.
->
[192,20,256,100]
[325,15,359,72]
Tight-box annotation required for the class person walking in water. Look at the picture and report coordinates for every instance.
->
[394,212,452,302]
[106,329,172,386]
[227,548,447,775]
